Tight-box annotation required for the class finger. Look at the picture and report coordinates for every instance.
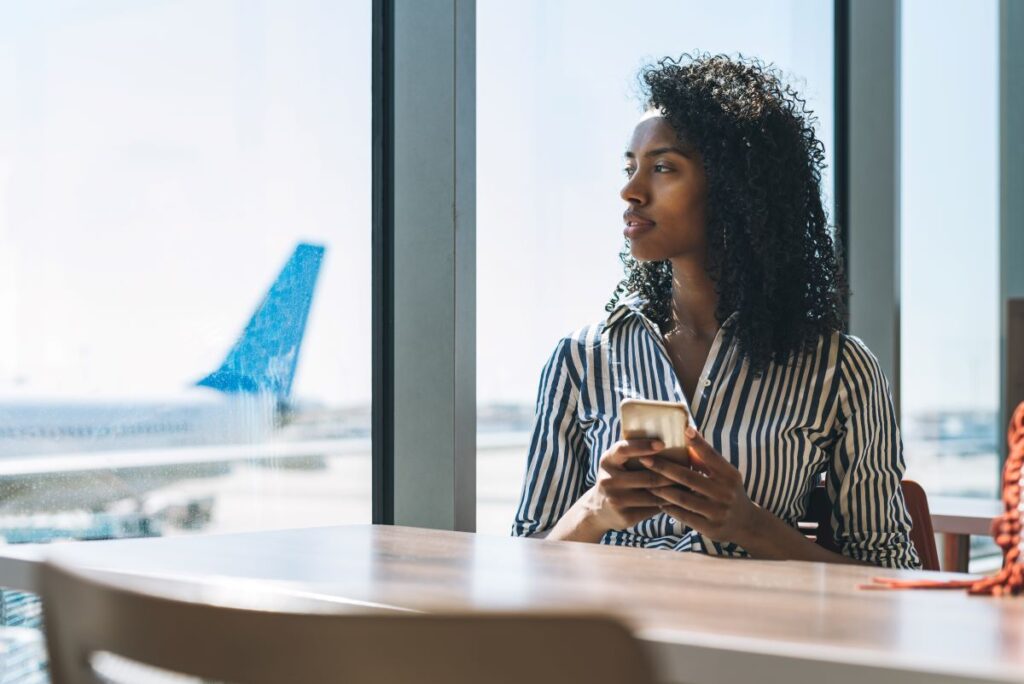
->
[652,445,693,468]
[658,503,709,533]
[685,428,732,475]
[608,489,669,508]
[650,485,722,518]
[603,439,666,467]
[631,506,665,521]
[638,456,722,498]
[613,468,677,490]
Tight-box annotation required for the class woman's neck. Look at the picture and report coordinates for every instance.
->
[667,255,719,340]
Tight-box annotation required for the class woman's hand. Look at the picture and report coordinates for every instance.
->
[582,439,679,533]
[640,426,762,546]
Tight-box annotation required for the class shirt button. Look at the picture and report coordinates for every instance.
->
[703,379,712,387]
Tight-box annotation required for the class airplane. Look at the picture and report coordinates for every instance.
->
[0,242,368,520]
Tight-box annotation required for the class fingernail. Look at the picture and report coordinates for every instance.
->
[651,440,664,450]
[640,456,654,467]
[685,426,696,438]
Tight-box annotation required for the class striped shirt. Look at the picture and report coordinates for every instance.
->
[511,292,921,569]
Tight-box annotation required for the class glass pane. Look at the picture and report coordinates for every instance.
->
[900,0,999,499]
[0,2,371,547]
[899,0,1000,569]
[476,0,835,535]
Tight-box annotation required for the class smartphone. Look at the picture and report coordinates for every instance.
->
[619,398,692,469]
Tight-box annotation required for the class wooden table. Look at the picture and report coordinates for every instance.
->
[1,525,1023,684]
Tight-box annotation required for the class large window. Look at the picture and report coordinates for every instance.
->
[899,0,1000,500]
[0,2,372,548]
[476,0,835,535]
[899,0,1000,568]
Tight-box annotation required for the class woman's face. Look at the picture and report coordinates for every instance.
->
[620,114,708,262]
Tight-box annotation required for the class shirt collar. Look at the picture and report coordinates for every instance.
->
[604,291,739,333]
[603,291,647,329]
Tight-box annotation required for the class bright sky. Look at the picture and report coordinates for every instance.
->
[0,0,372,404]
[0,0,999,418]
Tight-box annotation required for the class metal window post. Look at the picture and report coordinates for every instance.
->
[844,0,902,412]
[373,0,476,531]
[1001,0,1024,462]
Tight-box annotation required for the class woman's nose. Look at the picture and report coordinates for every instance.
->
[620,175,646,205]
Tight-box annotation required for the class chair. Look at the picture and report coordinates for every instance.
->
[39,561,658,684]
[803,479,940,571]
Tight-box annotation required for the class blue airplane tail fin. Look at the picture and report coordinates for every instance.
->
[197,243,325,399]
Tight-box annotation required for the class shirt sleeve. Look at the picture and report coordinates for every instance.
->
[511,335,588,538]
[826,336,922,569]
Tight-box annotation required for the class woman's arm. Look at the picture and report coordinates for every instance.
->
[643,429,874,565]
[823,336,921,569]
[512,332,672,544]
[735,506,872,565]
[653,337,921,568]
[510,336,588,538]
[545,439,673,544]
[545,494,608,543]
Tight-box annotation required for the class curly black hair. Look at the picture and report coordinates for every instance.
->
[607,52,847,374]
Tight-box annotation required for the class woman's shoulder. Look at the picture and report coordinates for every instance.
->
[832,332,894,394]
[835,332,885,370]
[549,321,608,358]
[770,330,885,386]
[791,329,878,365]
[542,307,631,375]
[551,294,645,351]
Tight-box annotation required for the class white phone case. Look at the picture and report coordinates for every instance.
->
[619,398,691,449]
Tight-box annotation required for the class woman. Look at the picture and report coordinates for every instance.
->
[510,53,920,569]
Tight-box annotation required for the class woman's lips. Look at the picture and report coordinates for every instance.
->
[623,221,656,239]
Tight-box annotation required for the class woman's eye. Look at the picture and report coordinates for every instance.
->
[623,164,671,177]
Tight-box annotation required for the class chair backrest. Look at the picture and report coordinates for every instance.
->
[899,480,941,571]
[39,561,658,684]
[803,479,940,571]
